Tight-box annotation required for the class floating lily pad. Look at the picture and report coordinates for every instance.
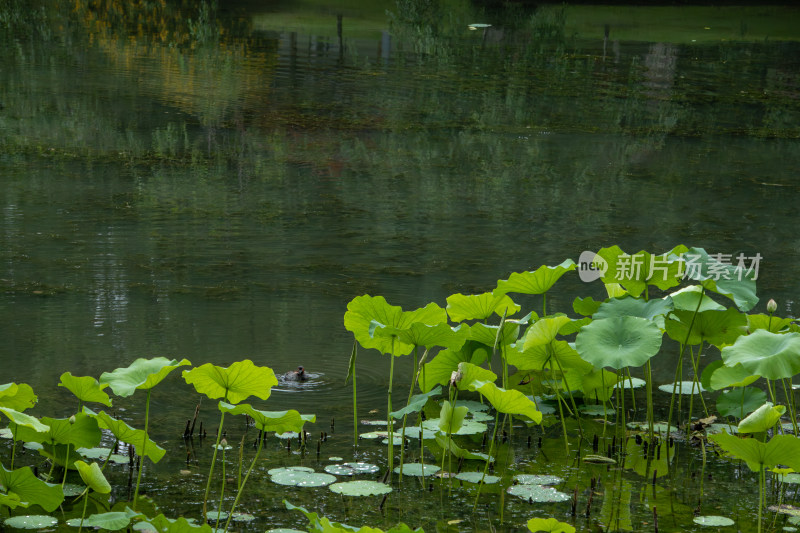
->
[455,471,500,484]
[578,405,614,416]
[360,420,388,426]
[626,422,678,434]
[400,426,438,440]
[514,474,562,486]
[62,483,86,497]
[0,428,12,439]
[658,382,705,394]
[268,466,314,476]
[358,431,389,440]
[507,484,570,502]
[422,419,487,435]
[4,515,58,529]
[779,474,800,485]
[271,469,335,488]
[394,463,440,477]
[207,511,229,522]
[276,432,299,440]
[382,434,405,446]
[329,480,392,496]
[328,456,343,461]
[469,411,495,422]
[615,377,646,389]
[455,400,490,412]
[693,515,735,526]
[324,462,380,476]
[705,424,738,435]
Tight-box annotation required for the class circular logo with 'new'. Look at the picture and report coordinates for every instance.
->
[578,251,607,282]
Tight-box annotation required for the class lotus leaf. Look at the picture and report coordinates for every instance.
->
[58,372,112,406]
[3,515,58,529]
[665,308,746,347]
[674,247,758,312]
[101,357,191,397]
[454,472,499,484]
[445,292,520,321]
[657,381,705,395]
[670,285,725,312]
[74,460,111,494]
[721,330,800,380]
[0,383,37,412]
[495,259,576,296]
[329,480,392,496]
[65,511,133,530]
[182,360,277,404]
[710,432,800,472]
[575,316,663,370]
[393,463,440,476]
[370,321,468,351]
[507,484,570,502]
[418,344,488,392]
[527,517,576,533]
[693,515,735,526]
[0,465,64,512]
[514,474,562,485]
[738,402,785,433]
[324,463,380,476]
[390,386,442,419]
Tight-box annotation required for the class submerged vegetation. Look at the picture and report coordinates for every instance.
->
[4,246,800,531]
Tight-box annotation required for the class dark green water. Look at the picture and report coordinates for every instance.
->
[1,1,800,531]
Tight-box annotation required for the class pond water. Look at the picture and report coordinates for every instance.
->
[1,1,800,531]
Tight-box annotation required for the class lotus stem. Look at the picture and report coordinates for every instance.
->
[350,340,358,448]
[202,410,226,521]
[645,360,654,441]
[132,388,151,510]
[387,339,396,481]
[666,287,705,436]
[472,411,500,513]
[215,443,227,527]
[224,432,266,533]
[783,378,798,435]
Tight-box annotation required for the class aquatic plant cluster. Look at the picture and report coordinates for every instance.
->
[2,245,800,532]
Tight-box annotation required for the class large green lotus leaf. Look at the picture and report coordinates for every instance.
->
[721,329,800,380]
[390,386,442,419]
[527,517,576,533]
[455,362,498,391]
[65,511,134,530]
[0,383,37,412]
[0,465,63,512]
[748,313,794,333]
[467,380,543,424]
[468,322,520,349]
[665,308,747,347]
[669,285,726,312]
[495,259,576,296]
[446,292,520,322]
[575,316,663,370]
[74,460,111,494]
[432,433,492,462]
[558,317,592,336]
[438,400,469,434]
[418,343,488,392]
[580,368,618,402]
[12,412,100,448]
[370,321,467,351]
[217,402,314,434]
[738,402,785,434]
[710,432,800,472]
[0,407,49,433]
[100,357,191,397]
[522,316,572,350]
[182,360,278,404]
[573,296,603,317]
[597,245,687,296]
[507,339,593,376]
[674,247,759,312]
[58,372,112,407]
[717,387,767,419]
[344,295,446,356]
[85,409,166,463]
[593,296,674,328]
[709,363,760,390]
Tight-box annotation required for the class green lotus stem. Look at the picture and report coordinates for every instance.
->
[689,343,709,417]
[61,443,71,488]
[758,465,765,533]
[387,338,396,481]
[551,350,582,438]
[666,287,705,436]
[133,388,151,510]
[783,378,798,435]
[542,292,547,318]
[350,340,358,448]
[766,379,776,404]
[472,411,501,512]
[224,432,266,533]
[645,360,654,441]
[398,346,420,480]
[216,443,227,527]
[78,486,89,533]
[202,410,226,521]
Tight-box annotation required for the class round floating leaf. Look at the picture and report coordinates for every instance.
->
[779,473,800,484]
[394,463,440,477]
[270,469,335,487]
[507,484,570,502]
[576,316,663,370]
[626,422,677,434]
[527,517,576,533]
[4,515,58,529]
[693,515,735,526]
[268,466,314,476]
[455,472,499,484]
[658,381,705,395]
[614,377,646,389]
[401,426,438,440]
[100,357,191,397]
[721,330,800,380]
[358,431,389,440]
[514,474,562,486]
[182,360,278,404]
[578,405,613,416]
[329,480,392,496]
[65,511,132,530]
[296,474,337,487]
[324,463,380,476]
[62,483,85,497]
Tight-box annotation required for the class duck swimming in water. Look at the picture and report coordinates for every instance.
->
[283,366,307,381]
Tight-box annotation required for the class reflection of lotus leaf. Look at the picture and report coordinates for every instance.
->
[506,484,570,502]
[514,474,562,485]
[658,381,705,394]
[324,462,380,476]
[329,480,392,496]
[4,515,59,529]
[455,471,500,484]
[394,463,440,476]
[422,419,487,435]
[693,515,735,526]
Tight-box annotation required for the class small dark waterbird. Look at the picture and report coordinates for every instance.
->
[283,366,307,381]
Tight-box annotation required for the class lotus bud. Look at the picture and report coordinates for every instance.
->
[449,370,462,387]
[767,299,777,314]
[69,415,76,424]
[220,438,228,447]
